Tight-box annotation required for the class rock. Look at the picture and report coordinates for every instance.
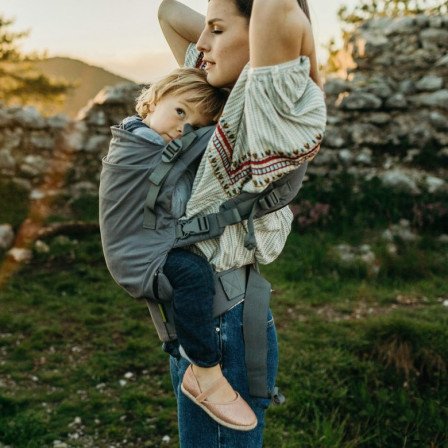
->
[437,147,448,158]
[34,240,50,254]
[416,75,444,92]
[364,112,390,125]
[403,149,421,163]
[363,79,394,99]
[47,114,71,129]
[385,93,407,109]
[425,175,445,193]
[312,149,338,166]
[407,125,433,149]
[2,128,23,151]
[0,149,16,170]
[322,127,348,148]
[7,248,32,263]
[30,132,55,150]
[85,135,109,152]
[339,149,354,164]
[0,108,11,127]
[94,82,139,105]
[351,30,389,58]
[20,155,48,177]
[339,92,382,110]
[412,90,448,110]
[356,148,373,165]
[349,123,384,146]
[435,54,448,67]
[380,170,420,195]
[11,106,46,129]
[429,111,448,131]
[0,225,14,250]
[65,121,87,151]
[162,435,171,444]
[324,79,349,96]
[70,181,98,199]
[399,79,416,95]
[87,109,107,126]
[420,28,448,49]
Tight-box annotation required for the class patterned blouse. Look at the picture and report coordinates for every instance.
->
[184,44,327,272]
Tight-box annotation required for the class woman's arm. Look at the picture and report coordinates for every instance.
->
[250,0,322,88]
[158,0,204,66]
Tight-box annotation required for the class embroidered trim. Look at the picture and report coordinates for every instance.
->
[208,119,323,196]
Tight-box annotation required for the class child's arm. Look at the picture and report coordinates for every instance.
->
[158,0,204,66]
[250,0,322,89]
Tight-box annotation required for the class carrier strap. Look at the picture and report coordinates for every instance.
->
[243,266,271,398]
[175,180,291,248]
[143,126,212,229]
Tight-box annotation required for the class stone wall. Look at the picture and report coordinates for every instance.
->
[320,13,448,196]
[1,13,447,252]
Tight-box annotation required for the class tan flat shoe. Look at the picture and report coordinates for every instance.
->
[181,365,257,431]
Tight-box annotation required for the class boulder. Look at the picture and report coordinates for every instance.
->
[0,224,14,250]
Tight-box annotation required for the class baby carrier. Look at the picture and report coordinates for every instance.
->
[99,118,308,400]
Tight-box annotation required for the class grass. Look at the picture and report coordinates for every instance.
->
[0,227,446,447]
[1,173,448,447]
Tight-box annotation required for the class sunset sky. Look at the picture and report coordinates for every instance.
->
[3,0,358,82]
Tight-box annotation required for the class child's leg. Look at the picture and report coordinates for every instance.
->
[163,249,256,428]
[163,248,220,368]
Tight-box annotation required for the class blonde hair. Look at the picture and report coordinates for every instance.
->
[136,67,229,123]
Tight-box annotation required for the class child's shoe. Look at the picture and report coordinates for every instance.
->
[181,364,257,431]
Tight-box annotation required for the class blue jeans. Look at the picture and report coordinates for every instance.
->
[163,248,221,367]
[167,302,279,448]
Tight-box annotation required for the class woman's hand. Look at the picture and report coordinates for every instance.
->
[250,0,322,89]
[158,0,205,66]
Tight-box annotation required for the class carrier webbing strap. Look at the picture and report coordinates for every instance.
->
[176,181,291,247]
[243,266,271,398]
[143,126,211,229]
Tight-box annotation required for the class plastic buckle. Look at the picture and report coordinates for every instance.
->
[259,190,280,210]
[180,216,209,238]
[162,139,183,163]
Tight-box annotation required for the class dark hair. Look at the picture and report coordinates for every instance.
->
[235,0,311,23]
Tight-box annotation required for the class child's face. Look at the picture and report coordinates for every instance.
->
[146,92,213,144]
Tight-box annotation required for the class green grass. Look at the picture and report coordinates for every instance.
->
[0,228,447,447]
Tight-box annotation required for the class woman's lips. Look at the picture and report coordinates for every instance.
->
[204,60,215,70]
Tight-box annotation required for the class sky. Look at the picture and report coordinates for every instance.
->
[2,0,358,83]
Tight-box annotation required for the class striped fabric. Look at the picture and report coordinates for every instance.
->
[184,43,327,272]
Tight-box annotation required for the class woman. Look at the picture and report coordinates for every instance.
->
[157,0,326,445]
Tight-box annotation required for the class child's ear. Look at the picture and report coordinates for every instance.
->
[148,103,156,113]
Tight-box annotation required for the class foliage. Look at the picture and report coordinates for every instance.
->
[0,16,72,107]
[337,0,447,36]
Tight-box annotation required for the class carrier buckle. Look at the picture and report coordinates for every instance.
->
[179,216,209,238]
[259,190,280,210]
[162,139,183,163]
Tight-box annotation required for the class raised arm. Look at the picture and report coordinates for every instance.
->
[158,0,205,66]
[250,0,322,89]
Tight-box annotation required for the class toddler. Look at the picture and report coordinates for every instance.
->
[117,67,257,430]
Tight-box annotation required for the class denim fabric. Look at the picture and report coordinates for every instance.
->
[167,302,279,448]
[163,248,221,367]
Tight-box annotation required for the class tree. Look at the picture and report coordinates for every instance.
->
[0,16,72,108]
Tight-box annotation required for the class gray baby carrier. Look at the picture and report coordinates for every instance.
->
[99,118,308,399]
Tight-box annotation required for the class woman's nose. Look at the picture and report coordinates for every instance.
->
[196,29,210,53]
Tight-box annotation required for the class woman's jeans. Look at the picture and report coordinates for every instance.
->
[165,301,279,448]
[163,248,221,367]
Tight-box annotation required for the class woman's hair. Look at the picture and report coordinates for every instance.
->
[136,67,229,122]
[235,0,311,23]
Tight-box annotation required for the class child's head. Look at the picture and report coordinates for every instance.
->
[136,67,228,143]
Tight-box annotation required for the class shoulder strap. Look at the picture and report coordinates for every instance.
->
[143,124,214,229]
[174,162,308,249]
[120,115,149,133]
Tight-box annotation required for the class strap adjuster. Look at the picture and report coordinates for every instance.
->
[162,139,183,163]
[179,216,210,238]
[259,190,280,210]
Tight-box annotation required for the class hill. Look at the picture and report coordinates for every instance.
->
[35,56,135,117]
